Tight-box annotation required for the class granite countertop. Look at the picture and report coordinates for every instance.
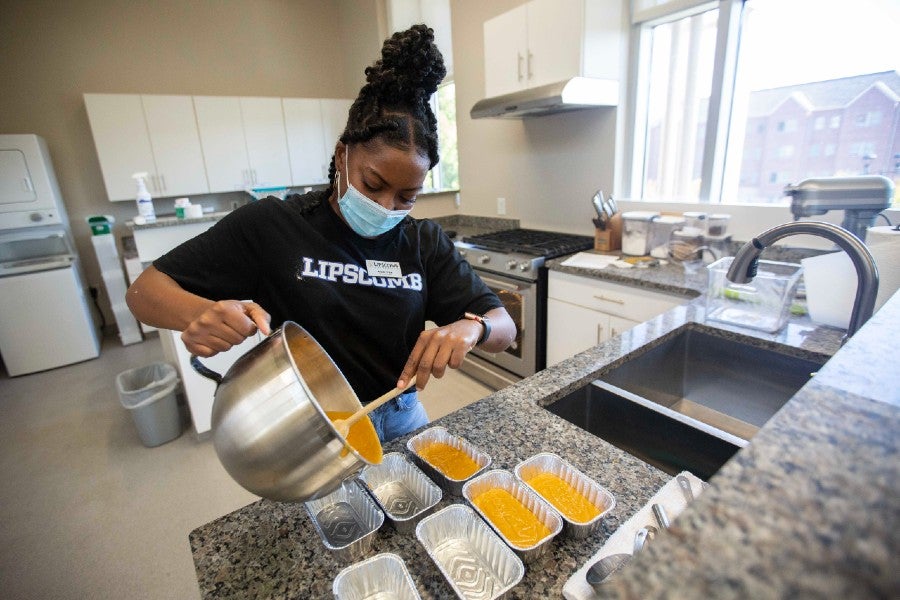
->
[189,240,898,598]
[127,211,231,230]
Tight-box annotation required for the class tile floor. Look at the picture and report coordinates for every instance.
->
[0,333,491,599]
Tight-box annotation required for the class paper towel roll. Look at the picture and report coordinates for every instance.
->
[867,226,900,313]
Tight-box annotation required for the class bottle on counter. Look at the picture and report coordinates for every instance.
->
[131,172,156,223]
[174,197,191,219]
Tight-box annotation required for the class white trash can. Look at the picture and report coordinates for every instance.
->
[116,362,182,447]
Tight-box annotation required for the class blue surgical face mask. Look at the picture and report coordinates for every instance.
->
[336,148,410,237]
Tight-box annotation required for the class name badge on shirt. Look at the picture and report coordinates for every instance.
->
[366,260,403,278]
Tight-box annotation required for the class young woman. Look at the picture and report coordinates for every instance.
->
[126,24,516,442]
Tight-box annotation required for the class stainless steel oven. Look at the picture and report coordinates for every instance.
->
[455,229,593,389]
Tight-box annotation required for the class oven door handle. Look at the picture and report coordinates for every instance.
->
[476,273,529,293]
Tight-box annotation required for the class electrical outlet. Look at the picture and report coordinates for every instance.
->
[497,197,506,215]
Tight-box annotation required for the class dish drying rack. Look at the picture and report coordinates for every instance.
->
[245,186,290,201]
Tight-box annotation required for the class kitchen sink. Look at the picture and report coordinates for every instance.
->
[545,325,825,478]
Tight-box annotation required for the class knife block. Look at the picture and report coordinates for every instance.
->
[594,213,622,252]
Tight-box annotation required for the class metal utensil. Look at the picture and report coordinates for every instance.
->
[652,503,670,530]
[592,190,607,221]
[585,527,653,589]
[676,474,694,503]
[607,195,618,215]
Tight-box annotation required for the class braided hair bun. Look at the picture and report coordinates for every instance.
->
[328,24,446,189]
[367,24,446,102]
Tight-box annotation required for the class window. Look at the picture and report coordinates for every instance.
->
[777,145,794,158]
[855,110,882,127]
[625,0,900,205]
[388,0,459,193]
[423,82,459,191]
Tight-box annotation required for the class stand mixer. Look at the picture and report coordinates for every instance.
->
[784,175,894,242]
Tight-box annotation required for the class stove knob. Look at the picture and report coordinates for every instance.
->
[506,260,518,270]
[30,212,44,222]
[519,262,531,272]
[478,254,491,264]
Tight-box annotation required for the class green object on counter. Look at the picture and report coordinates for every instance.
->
[87,215,114,236]
[790,303,808,316]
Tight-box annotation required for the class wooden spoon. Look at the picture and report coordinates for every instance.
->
[332,385,412,439]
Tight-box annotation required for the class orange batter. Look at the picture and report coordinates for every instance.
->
[472,488,551,547]
[326,411,382,464]
[525,471,601,523]
[416,441,481,480]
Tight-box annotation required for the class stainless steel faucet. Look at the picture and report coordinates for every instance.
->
[727,221,879,342]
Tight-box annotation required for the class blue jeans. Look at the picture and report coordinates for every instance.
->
[368,391,430,442]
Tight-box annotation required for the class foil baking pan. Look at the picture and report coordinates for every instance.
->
[332,552,421,600]
[415,504,524,600]
[304,478,384,563]
[359,452,442,534]
[406,426,491,496]
[514,453,615,539]
[462,469,563,562]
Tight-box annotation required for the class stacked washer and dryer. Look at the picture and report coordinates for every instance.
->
[0,134,100,376]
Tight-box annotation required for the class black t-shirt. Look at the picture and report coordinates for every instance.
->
[154,191,502,404]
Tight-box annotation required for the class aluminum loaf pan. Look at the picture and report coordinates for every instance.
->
[514,452,615,539]
[332,552,421,600]
[304,478,384,563]
[359,452,442,534]
[406,426,491,496]
[463,469,563,562]
[416,504,524,600]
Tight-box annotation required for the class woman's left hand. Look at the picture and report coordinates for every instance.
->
[397,319,483,391]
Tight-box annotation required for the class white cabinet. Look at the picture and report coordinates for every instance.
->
[282,98,352,186]
[84,94,209,201]
[546,271,685,366]
[193,96,292,192]
[482,0,622,98]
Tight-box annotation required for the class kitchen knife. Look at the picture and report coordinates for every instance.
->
[592,190,606,220]
[606,195,618,216]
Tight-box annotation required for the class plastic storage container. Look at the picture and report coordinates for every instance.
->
[706,257,802,333]
[116,362,182,447]
[682,211,707,234]
[621,211,660,256]
[649,216,685,258]
[707,213,731,236]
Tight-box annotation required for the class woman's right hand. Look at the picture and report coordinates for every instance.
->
[181,300,271,357]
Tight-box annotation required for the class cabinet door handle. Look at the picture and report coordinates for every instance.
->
[160,174,167,193]
[252,169,258,185]
[527,51,533,80]
[22,177,34,192]
[597,323,604,344]
[517,52,524,81]
[593,294,625,305]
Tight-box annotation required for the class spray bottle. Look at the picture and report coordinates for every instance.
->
[132,172,156,222]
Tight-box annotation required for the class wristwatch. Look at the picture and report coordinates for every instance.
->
[463,312,491,345]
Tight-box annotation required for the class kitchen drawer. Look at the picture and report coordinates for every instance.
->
[548,270,684,323]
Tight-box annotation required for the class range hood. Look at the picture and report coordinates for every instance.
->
[470,77,619,119]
